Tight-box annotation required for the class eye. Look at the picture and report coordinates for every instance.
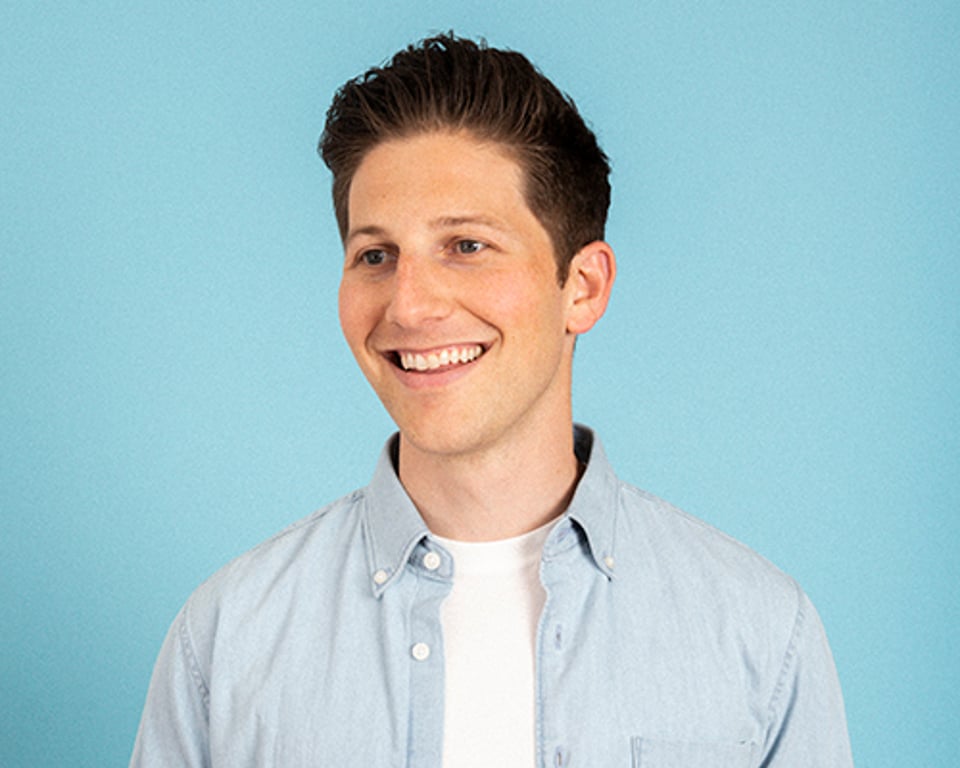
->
[358,248,390,267]
[454,239,485,255]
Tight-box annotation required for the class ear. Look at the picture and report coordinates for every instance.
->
[563,240,616,335]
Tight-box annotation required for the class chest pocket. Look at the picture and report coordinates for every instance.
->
[632,737,755,768]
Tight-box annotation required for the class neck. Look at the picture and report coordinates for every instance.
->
[397,420,580,542]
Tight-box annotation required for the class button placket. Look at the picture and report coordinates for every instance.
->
[406,552,451,767]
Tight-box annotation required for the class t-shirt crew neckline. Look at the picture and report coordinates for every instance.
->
[431,516,559,575]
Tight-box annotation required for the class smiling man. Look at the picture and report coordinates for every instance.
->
[131,35,852,768]
[338,130,610,542]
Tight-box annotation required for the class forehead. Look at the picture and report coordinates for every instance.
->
[346,131,532,228]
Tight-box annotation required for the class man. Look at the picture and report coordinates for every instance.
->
[131,35,852,767]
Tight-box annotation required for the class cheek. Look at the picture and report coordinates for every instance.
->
[478,264,556,311]
[337,281,370,351]
[487,271,566,333]
[477,289,567,369]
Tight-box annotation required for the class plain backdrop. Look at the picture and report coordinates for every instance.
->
[2,2,957,766]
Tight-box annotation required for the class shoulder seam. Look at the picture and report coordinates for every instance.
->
[220,490,366,571]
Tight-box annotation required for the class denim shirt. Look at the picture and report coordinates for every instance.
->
[130,426,852,767]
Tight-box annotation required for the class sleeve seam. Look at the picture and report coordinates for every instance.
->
[178,601,211,712]
[765,579,806,721]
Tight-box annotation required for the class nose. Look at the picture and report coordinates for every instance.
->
[384,254,452,328]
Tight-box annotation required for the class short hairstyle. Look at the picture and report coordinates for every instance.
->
[318,33,611,283]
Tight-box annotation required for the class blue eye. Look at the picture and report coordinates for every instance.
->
[360,249,388,266]
[455,240,484,255]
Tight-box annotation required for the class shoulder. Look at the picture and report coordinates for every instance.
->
[178,488,371,665]
[615,480,802,625]
[199,489,366,598]
[611,481,816,701]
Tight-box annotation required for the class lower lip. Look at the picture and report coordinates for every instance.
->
[389,355,483,390]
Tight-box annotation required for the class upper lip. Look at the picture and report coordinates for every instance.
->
[389,342,486,356]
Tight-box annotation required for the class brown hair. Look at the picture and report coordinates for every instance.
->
[318,33,611,283]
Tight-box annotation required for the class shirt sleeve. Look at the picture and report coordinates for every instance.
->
[129,605,211,768]
[759,587,853,767]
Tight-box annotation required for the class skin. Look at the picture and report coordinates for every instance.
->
[338,130,615,540]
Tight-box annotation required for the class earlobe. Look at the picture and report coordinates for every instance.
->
[565,240,616,335]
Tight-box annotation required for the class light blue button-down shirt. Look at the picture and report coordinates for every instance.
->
[130,426,852,767]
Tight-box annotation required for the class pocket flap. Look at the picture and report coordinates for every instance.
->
[632,737,755,767]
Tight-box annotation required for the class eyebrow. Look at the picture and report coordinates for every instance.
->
[345,215,510,245]
[345,224,388,244]
[429,215,507,231]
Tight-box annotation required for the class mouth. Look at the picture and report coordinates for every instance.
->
[388,344,487,372]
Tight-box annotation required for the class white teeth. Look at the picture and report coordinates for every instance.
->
[399,345,483,371]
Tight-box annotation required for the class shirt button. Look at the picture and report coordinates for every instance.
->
[373,569,388,585]
[423,551,441,571]
[603,555,615,569]
[411,642,431,661]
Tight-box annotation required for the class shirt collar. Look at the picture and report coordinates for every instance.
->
[361,424,620,596]
[361,434,430,597]
[563,424,620,580]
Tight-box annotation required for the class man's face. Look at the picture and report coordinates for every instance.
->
[338,130,580,460]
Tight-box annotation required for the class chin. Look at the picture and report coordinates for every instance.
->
[393,416,497,461]
[397,427,476,459]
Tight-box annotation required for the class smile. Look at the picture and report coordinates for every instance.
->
[395,344,485,372]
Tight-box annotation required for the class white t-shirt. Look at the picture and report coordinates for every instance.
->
[433,519,556,768]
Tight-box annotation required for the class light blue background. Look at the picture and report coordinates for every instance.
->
[2,2,957,765]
